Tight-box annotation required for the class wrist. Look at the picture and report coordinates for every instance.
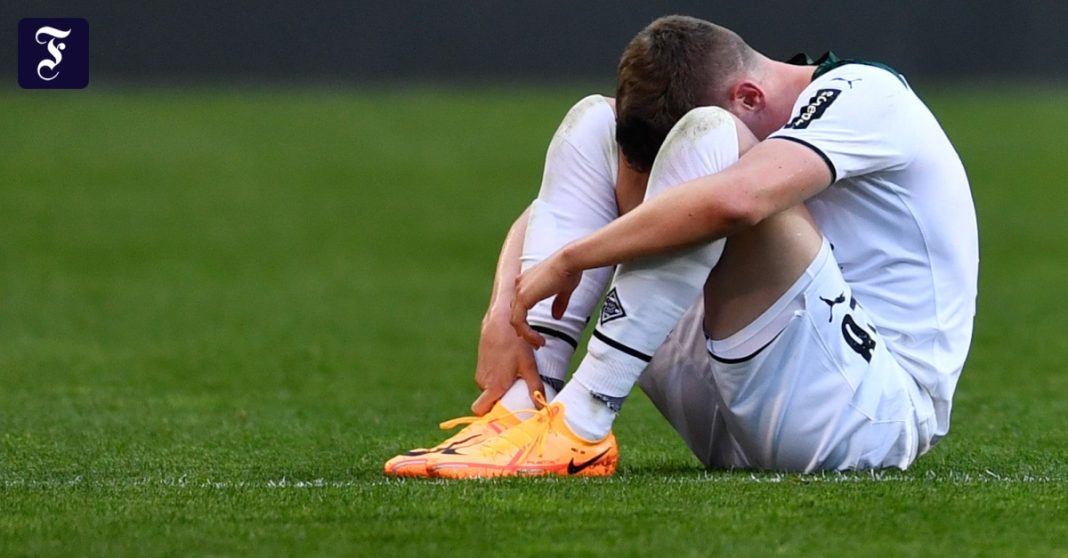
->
[558,242,585,274]
[482,303,512,328]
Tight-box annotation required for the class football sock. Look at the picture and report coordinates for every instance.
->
[553,378,622,441]
[498,377,558,413]
[563,108,742,440]
[520,95,619,391]
[530,335,572,397]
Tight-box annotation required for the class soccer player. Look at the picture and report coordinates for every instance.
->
[411,15,979,477]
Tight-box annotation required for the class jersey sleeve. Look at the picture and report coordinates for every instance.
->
[768,66,917,183]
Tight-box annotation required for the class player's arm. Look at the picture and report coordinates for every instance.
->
[471,207,544,414]
[511,138,832,343]
[483,207,529,324]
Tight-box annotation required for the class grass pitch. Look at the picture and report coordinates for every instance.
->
[0,86,1066,556]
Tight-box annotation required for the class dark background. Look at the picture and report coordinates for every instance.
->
[2,0,1066,85]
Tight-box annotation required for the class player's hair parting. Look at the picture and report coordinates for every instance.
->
[616,16,755,172]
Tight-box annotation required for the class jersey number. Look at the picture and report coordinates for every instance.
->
[841,313,876,362]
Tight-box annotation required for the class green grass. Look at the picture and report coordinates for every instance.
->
[0,86,1065,556]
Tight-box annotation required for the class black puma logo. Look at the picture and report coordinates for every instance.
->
[831,77,862,89]
[819,293,846,322]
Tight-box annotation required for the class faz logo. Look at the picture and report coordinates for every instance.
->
[600,288,626,325]
[18,18,89,89]
[784,88,840,129]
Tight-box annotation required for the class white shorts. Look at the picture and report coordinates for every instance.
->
[638,239,936,472]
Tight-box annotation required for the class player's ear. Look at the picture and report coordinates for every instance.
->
[728,81,766,114]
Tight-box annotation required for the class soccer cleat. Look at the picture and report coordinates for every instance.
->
[384,402,530,478]
[426,394,618,479]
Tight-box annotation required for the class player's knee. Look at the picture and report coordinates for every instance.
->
[552,94,616,149]
[646,106,746,190]
[677,106,733,131]
[672,106,734,140]
[538,94,619,219]
[655,107,737,162]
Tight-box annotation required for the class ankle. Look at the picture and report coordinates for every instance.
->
[498,380,558,413]
[554,381,620,441]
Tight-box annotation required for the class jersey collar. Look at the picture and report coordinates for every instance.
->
[785,51,840,81]
[786,51,906,85]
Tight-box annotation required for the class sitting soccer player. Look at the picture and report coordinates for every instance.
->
[388,15,979,477]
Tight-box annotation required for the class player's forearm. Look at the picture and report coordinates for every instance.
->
[555,138,834,273]
[484,207,531,323]
[558,174,749,272]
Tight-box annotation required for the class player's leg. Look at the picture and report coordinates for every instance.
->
[424,106,752,478]
[637,296,752,469]
[552,106,789,442]
[635,202,826,469]
[385,95,619,477]
[499,94,620,409]
[632,195,827,469]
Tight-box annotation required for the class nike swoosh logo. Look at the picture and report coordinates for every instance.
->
[567,448,610,475]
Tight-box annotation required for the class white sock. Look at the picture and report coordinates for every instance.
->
[563,108,742,439]
[554,379,619,441]
[498,378,559,413]
[531,335,572,397]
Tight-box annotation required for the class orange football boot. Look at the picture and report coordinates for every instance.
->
[426,394,618,479]
[384,402,530,478]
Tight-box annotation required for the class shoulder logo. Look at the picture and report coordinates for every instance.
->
[830,76,862,89]
[784,88,841,129]
[600,288,626,325]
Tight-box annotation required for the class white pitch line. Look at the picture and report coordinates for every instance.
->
[0,470,1063,489]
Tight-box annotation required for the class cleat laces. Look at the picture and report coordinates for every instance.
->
[480,393,558,459]
[436,401,537,434]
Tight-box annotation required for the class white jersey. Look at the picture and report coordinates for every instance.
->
[768,56,979,442]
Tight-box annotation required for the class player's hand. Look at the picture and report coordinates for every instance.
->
[511,253,582,348]
[471,313,544,416]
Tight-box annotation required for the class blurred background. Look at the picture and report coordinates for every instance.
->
[2,2,1067,555]
[3,0,1067,85]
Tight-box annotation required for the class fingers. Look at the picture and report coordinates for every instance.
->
[515,349,544,408]
[510,297,545,348]
[551,289,573,320]
[471,347,539,415]
[471,385,505,416]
